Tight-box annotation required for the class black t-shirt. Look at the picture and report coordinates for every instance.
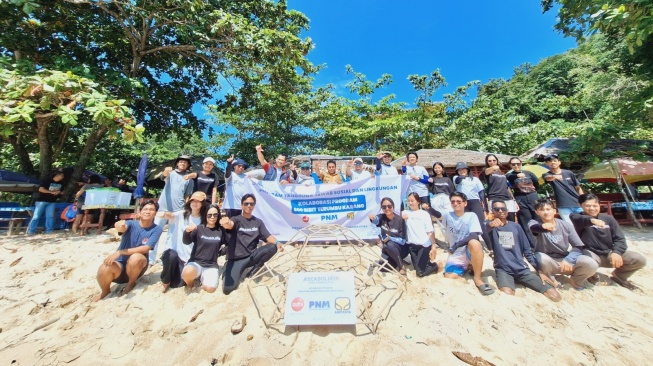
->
[430,176,454,195]
[542,169,580,207]
[506,170,539,197]
[38,179,63,203]
[193,172,217,202]
[374,213,405,241]
[227,215,272,260]
[482,171,512,200]
[183,225,224,268]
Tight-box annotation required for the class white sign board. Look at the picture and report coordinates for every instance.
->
[285,272,357,326]
[247,175,408,241]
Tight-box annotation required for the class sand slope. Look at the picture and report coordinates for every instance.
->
[0,228,651,365]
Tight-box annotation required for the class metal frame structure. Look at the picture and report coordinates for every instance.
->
[246,224,407,334]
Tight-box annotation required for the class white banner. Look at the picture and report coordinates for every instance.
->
[245,175,407,241]
[285,272,357,325]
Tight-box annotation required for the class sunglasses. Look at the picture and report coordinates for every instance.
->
[381,205,393,209]
[492,207,508,212]
[510,163,521,166]
[301,167,310,170]
[450,200,464,204]
[354,162,363,165]
[243,202,256,207]
[207,213,219,218]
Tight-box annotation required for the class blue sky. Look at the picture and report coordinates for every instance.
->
[288,0,577,106]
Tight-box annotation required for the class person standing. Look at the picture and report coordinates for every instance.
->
[185,157,218,205]
[453,162,490,249]
[255,144,291,184]
[542,154,583,223]
[428,162,454,213]
[480,154,516,221]
[292,162,317,185]
[27,169,65,235]
[223,155,249,218]
[570,194,647,290]
[346,157,372,181]
[150,155,194,265]
[314,160,343,184]
[375,151,398,175]
[402,152,430,205]
[506,157,540,248]
[72,174,104,234]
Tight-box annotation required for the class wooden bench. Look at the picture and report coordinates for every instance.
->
[0,217,27,236]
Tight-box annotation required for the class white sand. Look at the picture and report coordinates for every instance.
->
[1,227,652,365]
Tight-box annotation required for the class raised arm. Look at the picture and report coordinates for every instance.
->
[255,144,267,166]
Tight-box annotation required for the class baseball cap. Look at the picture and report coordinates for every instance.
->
[175,155,192,165]
[353,157,363,164]
[189,191,207,202]
[381,151,392,158]
[543,154,559,162]
[232,158,248,169]
[455,162,469,172]
[300,162,311,169]
[203,157,216,165]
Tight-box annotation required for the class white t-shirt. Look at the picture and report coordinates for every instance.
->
[170,212,202,263]
[350,169,372,181]
[442,211,482,248]
[454,175,484,200]
[402,209,433,247]
[223,172,248,210]
[404,165,429,197]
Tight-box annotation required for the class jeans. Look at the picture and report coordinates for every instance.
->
[28,201,57,234]
[557,206,583,224]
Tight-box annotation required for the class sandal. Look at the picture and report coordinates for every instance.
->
[231,315,247,334]
[476,283,494,296]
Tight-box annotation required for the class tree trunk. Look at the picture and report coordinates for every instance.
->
[62,124,110,200]
[35,117,54,180]
[6,135,36,177]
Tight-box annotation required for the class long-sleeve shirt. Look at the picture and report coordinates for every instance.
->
[528,218,584,264]
[569,213,628,256]
[375,159,398,175]
[182,225,225,268]
[402,165,429,197]
[486,221,539,273]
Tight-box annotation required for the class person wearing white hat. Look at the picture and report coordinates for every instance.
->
[184,156,218,205]
[346,157,372,181]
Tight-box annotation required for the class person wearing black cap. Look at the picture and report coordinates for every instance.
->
[149,154,195,265]
[223,154,250,218]
[542,154,583,223]
[375,151,398,175]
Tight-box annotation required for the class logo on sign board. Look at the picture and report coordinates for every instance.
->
[347,212,354,219]
[291,297,304,311]
[302,216,309,223]
[309,300,330,309]
[334,297,351,311]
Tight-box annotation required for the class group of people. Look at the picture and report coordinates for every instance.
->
[92,149,647,302]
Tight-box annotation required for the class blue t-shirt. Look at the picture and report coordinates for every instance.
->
[117,220,163,264]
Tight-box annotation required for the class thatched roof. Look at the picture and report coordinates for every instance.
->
[390,149,514,169]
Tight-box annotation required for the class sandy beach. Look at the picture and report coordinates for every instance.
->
[1,226,652,366]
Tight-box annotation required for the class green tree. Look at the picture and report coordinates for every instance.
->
[1,0,315,191]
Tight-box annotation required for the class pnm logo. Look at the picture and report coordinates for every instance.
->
[347,212,354,219]
[334,297,351,311]
[291,297,304,312]
[308,300,330,309]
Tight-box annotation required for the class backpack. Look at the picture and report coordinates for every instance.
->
[60,204,77,222]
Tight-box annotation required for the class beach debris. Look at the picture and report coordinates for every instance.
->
[189,309,204,323]
[32,317,60,333]
[405,335,412,339]
[231,315,247,334]
[10,257,22,267]
[452,351,496,366]
[247,334,254,341]
[41,298,50,307]
[211,359,218,366]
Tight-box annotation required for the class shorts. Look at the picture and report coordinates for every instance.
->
[489,199,518,213]
[113,260,148,284]
[444,246,471,275]
[495,268,551,293]
[184,262,219,288]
